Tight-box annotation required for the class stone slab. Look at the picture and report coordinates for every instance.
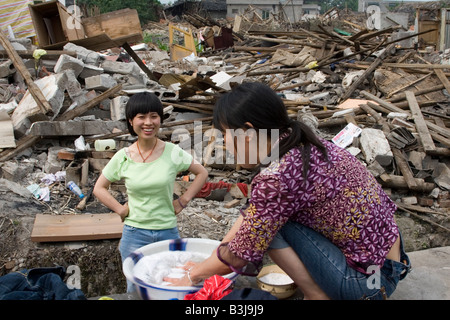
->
[390,246,450,300]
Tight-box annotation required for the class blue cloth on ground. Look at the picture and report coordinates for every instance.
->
[0,266,86,300]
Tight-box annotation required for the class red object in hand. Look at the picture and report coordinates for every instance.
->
[184,275,233,300]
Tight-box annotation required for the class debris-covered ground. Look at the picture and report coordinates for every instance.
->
[0,4,449,298]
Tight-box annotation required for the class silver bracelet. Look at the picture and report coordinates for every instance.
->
[187,267,195,285]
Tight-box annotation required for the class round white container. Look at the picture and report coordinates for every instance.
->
[94,139,116,151]
[123,238,239,300]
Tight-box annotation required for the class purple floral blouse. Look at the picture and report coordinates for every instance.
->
[218,139,399,275]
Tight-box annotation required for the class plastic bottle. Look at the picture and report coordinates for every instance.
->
[67,181,85,199]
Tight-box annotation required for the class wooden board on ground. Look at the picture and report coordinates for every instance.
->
[31,213,123,242]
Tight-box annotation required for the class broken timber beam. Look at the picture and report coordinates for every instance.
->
[405,91,436,153]
[56,84,122,121]
[387,84,445,103]
[392,147,419,190]
[360,90,450,140]
[434,69,450,94]
[0,135,40,162]
[382,63,450,69]
[122,42,158,82]
[339,43,396,102]
[0,30,52,115]
[379,174,435,193]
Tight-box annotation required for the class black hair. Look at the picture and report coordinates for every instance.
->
[213,81,327,178]
[125,92,164,136]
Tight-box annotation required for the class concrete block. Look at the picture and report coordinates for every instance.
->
[29,120,127,136]
[0,100,17,114]
[432,163,450,190]
[197,65,214,74]
[401,196,417,205]
[0,161,34,182]
[113,73,146,90]
[79,64,104,79]
[65,69,83,100]
[44,147,66,174]
[70,90,97,109]
[359,128,393,164]
[54,54,84,77]
[0,60,15,78]
[63,42,101,66]
[110,96,129,121]
[153,89,179,101]
[101,60,140,75]
[85,74,118,91]
[11,72,68,136]
[145,50,170,62]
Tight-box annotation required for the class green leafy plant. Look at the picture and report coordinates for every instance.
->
[143,32,169,52]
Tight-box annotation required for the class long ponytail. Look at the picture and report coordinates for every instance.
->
[280,119,328,179]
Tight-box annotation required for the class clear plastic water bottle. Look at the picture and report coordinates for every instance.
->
[67,181,85,199]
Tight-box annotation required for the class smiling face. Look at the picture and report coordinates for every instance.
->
[129,112,161,140]
[125,92,164,137]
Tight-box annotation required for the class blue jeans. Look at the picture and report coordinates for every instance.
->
[119,224,180,292]
[269,221,411,300]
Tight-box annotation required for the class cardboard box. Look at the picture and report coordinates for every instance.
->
[29,0,85,48]
[29,2,142,52]
[81,8,142,43]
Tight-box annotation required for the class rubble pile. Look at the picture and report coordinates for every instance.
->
[0,6,449,297]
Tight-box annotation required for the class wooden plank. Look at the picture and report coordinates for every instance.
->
[383,63,450,69]
[386,72,433,98]
[360,90,406,114]
[31,213,123,242]
[405,91,436,152]
[0,111,16,148]
[392,147,418,190]
[361,90,450,139]
[57,2,85,41]
[82,8,142,40]
[122,42,158,81]
[340,43,396,102]
[379,174,435,192]
[434,69,450,94]
[0,135,40,162]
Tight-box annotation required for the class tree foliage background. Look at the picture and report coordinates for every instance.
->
[77,0,162,25]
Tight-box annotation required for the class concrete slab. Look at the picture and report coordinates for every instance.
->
[390,246,450,300]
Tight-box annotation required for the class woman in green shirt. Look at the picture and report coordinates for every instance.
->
[94,92,208,292]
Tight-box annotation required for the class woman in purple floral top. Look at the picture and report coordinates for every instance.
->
[165,82,410,300]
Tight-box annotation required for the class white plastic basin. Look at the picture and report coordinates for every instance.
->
[123,238,238,300]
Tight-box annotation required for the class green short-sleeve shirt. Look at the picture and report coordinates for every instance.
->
[102,142,193,230]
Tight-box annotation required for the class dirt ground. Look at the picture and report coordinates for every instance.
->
[0,163,449,299]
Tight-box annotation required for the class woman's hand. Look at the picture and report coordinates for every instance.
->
[164,261,198,286]
[164,274,194,287]
[173,198,186,215]
[117,202,129,222]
